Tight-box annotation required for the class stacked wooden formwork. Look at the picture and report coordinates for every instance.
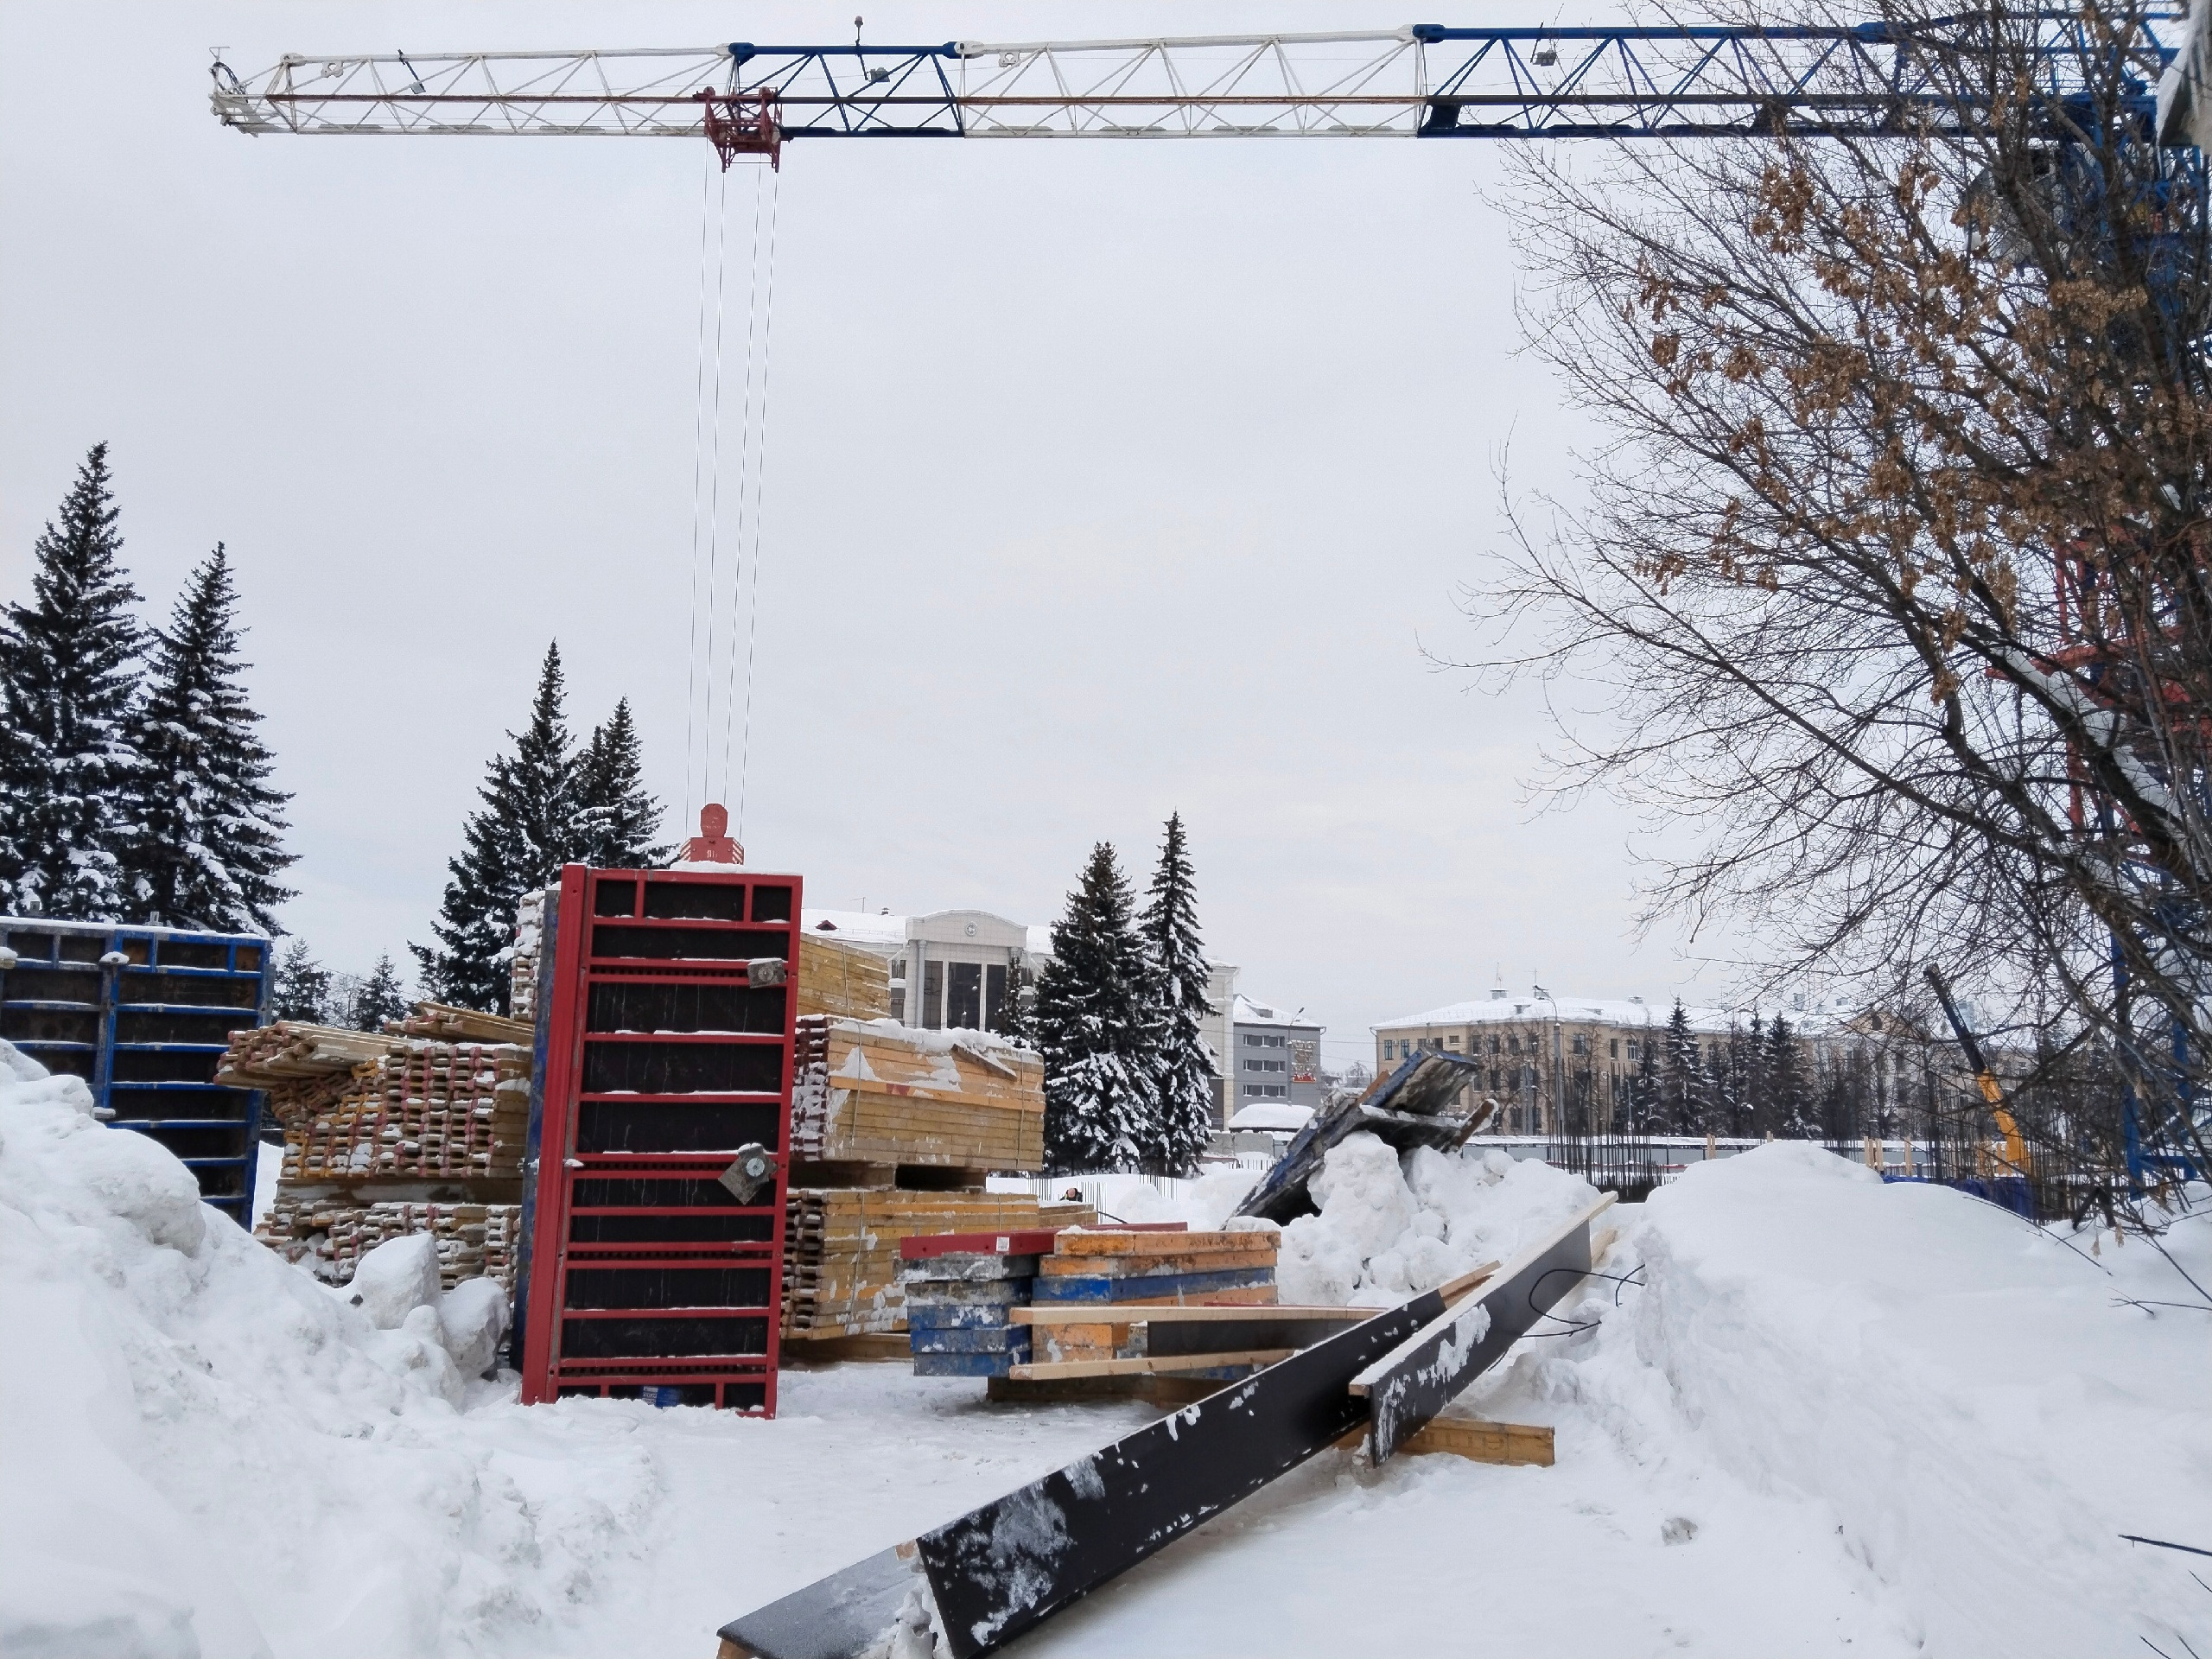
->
[780,1014,1085,1350]
[228,1003,533,1293]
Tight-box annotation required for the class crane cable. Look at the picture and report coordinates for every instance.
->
[730,164,779,844]
[683,150,779,841]
[682,155,731,830]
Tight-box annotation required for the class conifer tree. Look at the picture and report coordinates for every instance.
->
[0,444,142,918]
[1139,812,1215,1177]
[349,953,410,1031]
[994,962,1038,1048]
[413,643,578,1014]
[572,698,668,867]
[272,938,332,1022]
[121,545,295,930]
[1662,999,1704,1135]
[1034,842,1153,1174]
[1628,1028,1662,1134]
[1766,1014,1815,1137]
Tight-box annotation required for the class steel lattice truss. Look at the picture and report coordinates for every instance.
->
[209,16,2181,146]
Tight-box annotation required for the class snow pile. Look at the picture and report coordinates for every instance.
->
[0,1043,658,1659]
[1275,1134,1599,1305]
[1503,1144,2212,1656]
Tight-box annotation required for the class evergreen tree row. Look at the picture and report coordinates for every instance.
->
[0,444,295,929]
[1621,998,1812,1137]
[273,938,411,1031]
[1035,814,1218,1179]
[412,643,668,1014]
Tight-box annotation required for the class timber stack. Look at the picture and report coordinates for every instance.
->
[779,1005,1084,1352]
[226,1002,532,1293]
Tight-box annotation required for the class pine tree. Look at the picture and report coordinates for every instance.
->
[1767,1014,1815,1137]
[0,443,142,918]
[1662,999,1704,1135]
[120,545,295,930]
[412,642,578,1014]
[995,962,1038,1048]
[349,952,411,1032]
[1627,1029,1661,1134]
[272,938,332,1022]
[572,698,669,867]
[1139,812,1215,1177]
[1034,842,1154,1175]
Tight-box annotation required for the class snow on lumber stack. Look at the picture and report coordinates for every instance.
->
[257,1197,519,1293]
[215,1020,398,1092]
[789,1016,1045,1171]
[383,1001,534,1046]
[270,1041,528,1185]
[782,1192,1093,1338]
[795,935,892,1020]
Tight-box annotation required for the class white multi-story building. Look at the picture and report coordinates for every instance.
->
[802,906,1245,1124]
[1230,995,1325,1116]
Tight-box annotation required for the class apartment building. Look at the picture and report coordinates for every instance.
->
[1231,995,1325,1115]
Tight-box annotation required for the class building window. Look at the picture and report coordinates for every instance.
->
[922,960,944,1029]
[1489,1035,1500,1054]
[1571,1034,1587,1056]
[1508,1035,1521,1054]
[1447,1036,1461,1051]
[985,963,1010,1033]
[1610,1039,1619,1058]
[946,961,983,1030]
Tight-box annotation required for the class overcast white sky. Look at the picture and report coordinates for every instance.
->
[0,3,1750,1059]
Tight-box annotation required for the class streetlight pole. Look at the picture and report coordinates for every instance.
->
[1534,984,1561,1139]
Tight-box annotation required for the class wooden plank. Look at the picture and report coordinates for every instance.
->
[1328,1416,1554,1466]
[779,1333,912,1363]
[1012,1303,1369,1326]
[1037,1246,1276,1278]
[1031,1266,1276,1303]
[1349,1194,1616,1465]
[1009,1347,1299,1381]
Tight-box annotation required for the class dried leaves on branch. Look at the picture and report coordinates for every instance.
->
[1476,0,2212,1195]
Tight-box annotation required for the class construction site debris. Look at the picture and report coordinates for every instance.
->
[1236,1050,1492,1224]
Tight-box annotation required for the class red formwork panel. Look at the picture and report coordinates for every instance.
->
[518,863,801,1414]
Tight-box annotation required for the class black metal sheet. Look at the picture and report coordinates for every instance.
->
[717,1293,1448,1659]
[720,1546,932,1659]
[1234,1051,1486,1224]
[1356,1206,1599,1464]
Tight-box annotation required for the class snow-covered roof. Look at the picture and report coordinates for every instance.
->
[1374,995,1849,1036]
[1233,995,1320,1031]
[799,909,906,947]
[1227,1103,1315,1133]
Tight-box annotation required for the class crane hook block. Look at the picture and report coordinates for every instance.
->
[697,86,781,172]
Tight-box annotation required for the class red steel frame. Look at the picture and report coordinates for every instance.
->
[518,862,801,1414]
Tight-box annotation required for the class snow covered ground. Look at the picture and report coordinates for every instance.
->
[5,1044,2209,1658]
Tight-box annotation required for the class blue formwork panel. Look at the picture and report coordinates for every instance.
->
[912,1351,1027,1377]
[0,917,274,1223]
[1030,1266,1275,1303]
[910,1327,1033,1356]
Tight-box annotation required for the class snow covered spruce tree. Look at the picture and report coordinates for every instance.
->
[413,643,579,1014]
[120,545,295,930]
[1139,812,1215,1176]
[349,953,410,1031]
[0,444,142,918]
[1035,842,1154,1174]
[572,698,668,867]
[1660,1000,1705,1135]
[271,938,333,1022]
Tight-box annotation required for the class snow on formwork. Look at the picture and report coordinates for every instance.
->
[10,1033,2212,1659]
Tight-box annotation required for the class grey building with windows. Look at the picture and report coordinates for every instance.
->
[1230,995,1325,1115]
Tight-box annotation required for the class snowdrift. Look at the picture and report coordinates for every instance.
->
[1521,1144,2212,1656]
[9,1042,2207,1658]
[0,1045,659,1659]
